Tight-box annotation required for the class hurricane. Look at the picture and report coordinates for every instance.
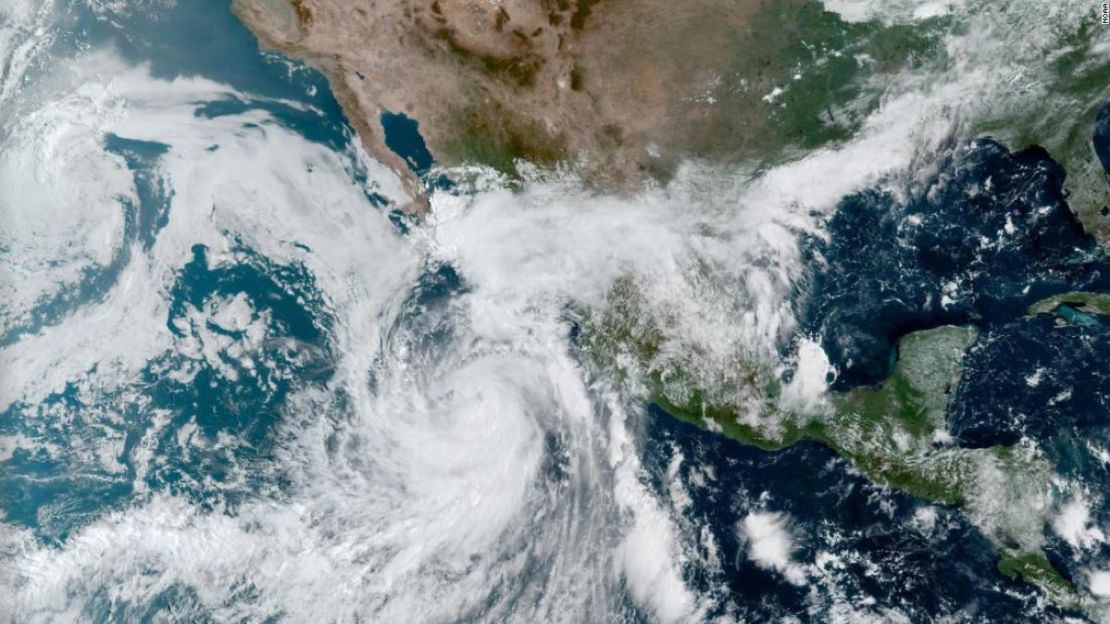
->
[5,0,1110,622]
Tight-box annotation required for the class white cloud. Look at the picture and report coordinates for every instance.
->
[1053,494,1106,550]
[741,511,807,586]
[781,338,833,414]
[1089,570,1110,597]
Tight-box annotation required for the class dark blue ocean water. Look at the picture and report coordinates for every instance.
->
[380,111,435,175]
[4,0,1110,619]
[640,408,1077,621]
[800,139,1109,389]
[793,101,1110,620]
[1,0,351,544]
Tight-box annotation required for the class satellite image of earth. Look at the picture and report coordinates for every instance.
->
[6,0,1110,621]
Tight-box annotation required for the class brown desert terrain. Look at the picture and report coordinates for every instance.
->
[232,0,828,210]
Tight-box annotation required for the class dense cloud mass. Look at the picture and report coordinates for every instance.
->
[3,0,1110,622]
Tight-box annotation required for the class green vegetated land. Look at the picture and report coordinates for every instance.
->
[583,278,1079,605]
[441,101,568,178]
[570,4,1110,612]
[442,0,944,178]
[1028,290,1110,318]
[974,14,1110,245]
[716,0,943,157]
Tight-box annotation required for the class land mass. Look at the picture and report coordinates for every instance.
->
[232,0,1110,244]
[584,278,1084,610]
[233,0,939,209]
[231,0,1109,611]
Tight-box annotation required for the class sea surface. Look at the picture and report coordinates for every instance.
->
[1,1,1109,622]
